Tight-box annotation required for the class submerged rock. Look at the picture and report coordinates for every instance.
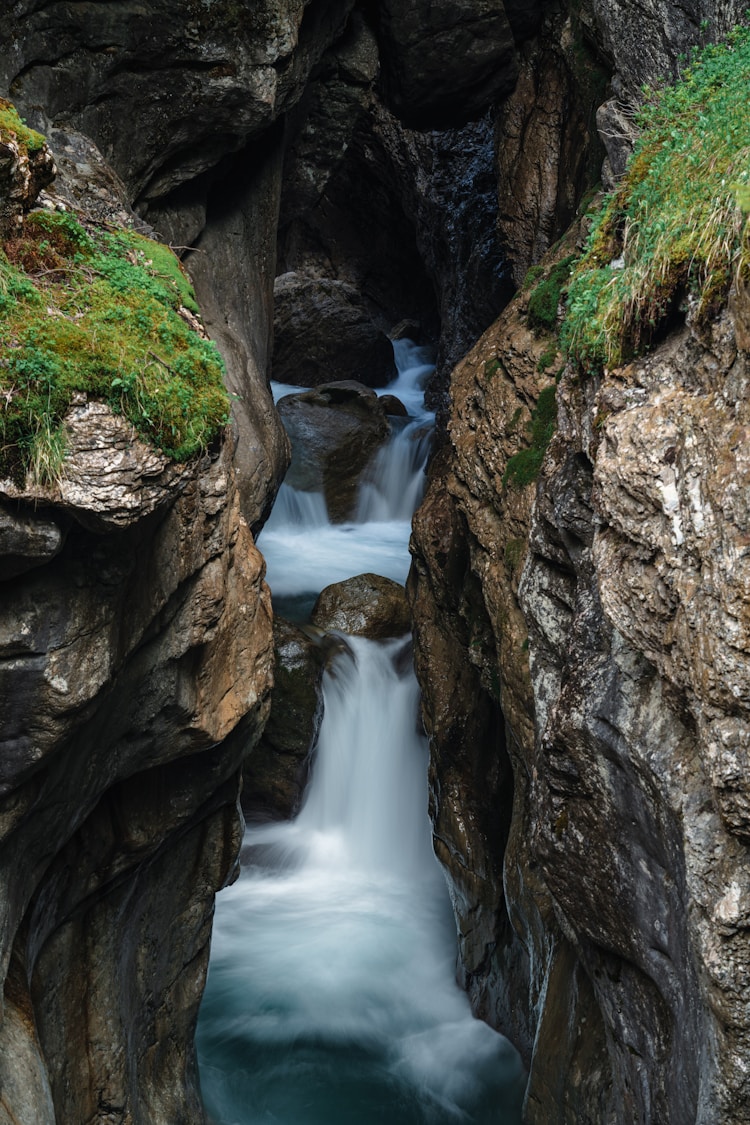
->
[312,572,411,638]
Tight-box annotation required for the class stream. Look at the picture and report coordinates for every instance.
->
[197,342,525,1124]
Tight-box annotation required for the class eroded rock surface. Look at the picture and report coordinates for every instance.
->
[243,616,325,820]
[272,273,396,388]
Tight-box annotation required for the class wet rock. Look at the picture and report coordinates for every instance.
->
[312,573,410,638]
[379,394,408,417]
[243,617,325,819]
[276,381,390,520]
[272,273,396,388]
[0,436,273,1124]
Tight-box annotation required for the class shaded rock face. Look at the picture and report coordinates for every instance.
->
[577,0,747,96]
[311,572,410,637]
[243,616,325,820]
[0,0,354,209]
[0,436,273,1124]
[272,273,396,387]
[376,0,523,128]
[276,381,390,519]
[494,9,607,284]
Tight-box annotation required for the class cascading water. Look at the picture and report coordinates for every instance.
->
[197,342,525,1124]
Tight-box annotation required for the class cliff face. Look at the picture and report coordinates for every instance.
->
[0,428,273,1123]
[409,9,750,1121]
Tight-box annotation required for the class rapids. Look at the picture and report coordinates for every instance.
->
[197,342,525,1123]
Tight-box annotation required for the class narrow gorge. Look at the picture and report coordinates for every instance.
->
[1,2,749,1124]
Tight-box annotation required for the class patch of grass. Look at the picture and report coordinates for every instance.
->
[1,207,228,484]
[562,22,750,373]
[484,357,501,379]
[502,384,557,489]
[0,98,46,155]
[527,255,577,331]
[536,344,558,373]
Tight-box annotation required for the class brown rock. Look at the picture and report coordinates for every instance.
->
[0,437,273,1124]
[312,572,410,638]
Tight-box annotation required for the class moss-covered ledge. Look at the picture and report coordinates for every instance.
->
[0,101,230,492]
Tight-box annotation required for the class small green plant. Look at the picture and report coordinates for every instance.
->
[484,357,501,379]
[527,256,577,331]
[562,22,750,373]
[503,384,557,488]
[536,344,558,373]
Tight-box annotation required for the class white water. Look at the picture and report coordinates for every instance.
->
[197,342,525,1124]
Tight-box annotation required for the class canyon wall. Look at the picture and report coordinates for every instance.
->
[2,0,750,1122]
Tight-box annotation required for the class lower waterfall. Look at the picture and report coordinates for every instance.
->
[197,343,525,1123]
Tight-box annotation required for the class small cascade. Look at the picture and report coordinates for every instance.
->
[294,636,439,878]
[198,338,525,1124]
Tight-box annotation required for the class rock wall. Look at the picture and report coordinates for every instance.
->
[0,429,273,1123]
[408,9,750,1122]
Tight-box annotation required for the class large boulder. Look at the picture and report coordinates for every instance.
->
[272,273,396,388]
[276,381,390,520]
[312,573,410,637]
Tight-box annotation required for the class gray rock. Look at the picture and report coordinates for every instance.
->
[276,381,390,520]
[0,504,64,580]
[376,0,520,128]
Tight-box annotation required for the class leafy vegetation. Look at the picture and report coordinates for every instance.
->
[0,206,229,484]
[0,98,46,155]
[562,22,750,373]
[503,385,557,489]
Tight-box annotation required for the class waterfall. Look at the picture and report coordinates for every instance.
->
[197,342,525,1124]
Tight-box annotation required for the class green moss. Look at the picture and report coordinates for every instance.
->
[527,255,577,331]
[504,537,525,574]
[503,384,557,489]
[536,344,559,373]
[562,22,750,373]
[1,207,229,483]
[0,98,46,155]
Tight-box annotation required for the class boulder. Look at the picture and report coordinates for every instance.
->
[312,572,411,638]
[276,381,390,520]
[272,273,396,388]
